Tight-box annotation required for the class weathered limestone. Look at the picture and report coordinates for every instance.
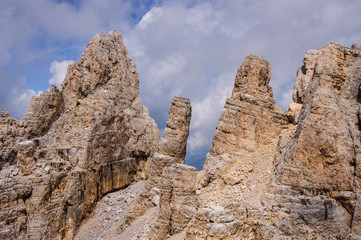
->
[22,85,64,138]
[188,43,361,239]
[1,31,361,240]
[292,49,322,104]
[199,54,289,206]
[286,102,302,124]
[272,42,361,239]
[103,96,193,240]
[150,164,197,240]
[0,111,23,171]
[278,42,360,191]
[186,206,240,239]
[147,96,192,190]
[123,96,192,234]
[16,140,37,175]
[207,54,288,158]
[180,54,288,240]
[0,31,159,240]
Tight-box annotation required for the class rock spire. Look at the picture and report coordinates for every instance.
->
[0,31,159,240]
[147,96,192,190]
[1,32,361,240]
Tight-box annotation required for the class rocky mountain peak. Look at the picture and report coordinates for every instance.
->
[1,32,361,240]
[0,31,159,240]
[61,31,138,110]
[234,54,271,90]
[232,54,276,109]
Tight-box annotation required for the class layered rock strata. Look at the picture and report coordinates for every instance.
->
[126,96,192,222]
[150,164,197,240]
[199,54,289,206]
[190,43,361,239]
[1,32,361,240]
[271,42,361,239]
[147,96,192,191]
[0,31,159,240]
[98,96,192,239]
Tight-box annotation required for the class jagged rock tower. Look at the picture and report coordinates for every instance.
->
[188,43,361,239]
[1,30,361,240]
[0,31,159,240]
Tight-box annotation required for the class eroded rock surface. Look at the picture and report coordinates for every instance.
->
[272,42,361,239]
[98,42,361,239]
[122,96,192,235]
[150,164,197,240]
[190,43,361,239]
[198,54,289,206]
[1,33,361,240]
[147,96,192,190]
[0,31,159,240]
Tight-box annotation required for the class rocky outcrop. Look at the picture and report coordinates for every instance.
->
[93,96,193,240]
[272,42,361,239]
[0,31,159,240]
[198,54,289,206]
[189,43,361,239]
[186,205,240,239]
[122,96,192,233]
[150,164,197,240]
[147,96,192,190]
[1,31,360,240]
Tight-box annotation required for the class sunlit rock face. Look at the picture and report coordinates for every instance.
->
[147,96,192,191]
[121,96,193,238]
[188,43,361,239]
[0,31,159,240]
[1,30,361,240]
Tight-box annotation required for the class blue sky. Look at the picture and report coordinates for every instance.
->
[1,0,361,169]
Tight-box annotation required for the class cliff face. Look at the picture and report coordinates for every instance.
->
[106,41,361,240]
[189,42,361,239]
[0,31,159,240]
[1,31,361,240]
[273,43,361,238]
[147,96,192,191]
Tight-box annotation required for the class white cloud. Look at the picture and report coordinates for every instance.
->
[48,60,74,88]
[185,3,220,34]
[279,89,293,111]
[188,75,232,152]
[0,73,42,119]
[137,7,163,30]
[11,88,42,117]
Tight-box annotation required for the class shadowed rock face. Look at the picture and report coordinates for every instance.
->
[0,31,159,240]
[102,96,193,240]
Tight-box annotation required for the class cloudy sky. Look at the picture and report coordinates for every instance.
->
[1,0,360,169]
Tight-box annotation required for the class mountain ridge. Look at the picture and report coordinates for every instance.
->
[1,31,361,239]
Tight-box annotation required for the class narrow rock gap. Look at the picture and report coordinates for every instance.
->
[357,84,361,103]
[22,189,33,205]
[344,119,359,232]
[350,194,358,231]
[358,109,361,132]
